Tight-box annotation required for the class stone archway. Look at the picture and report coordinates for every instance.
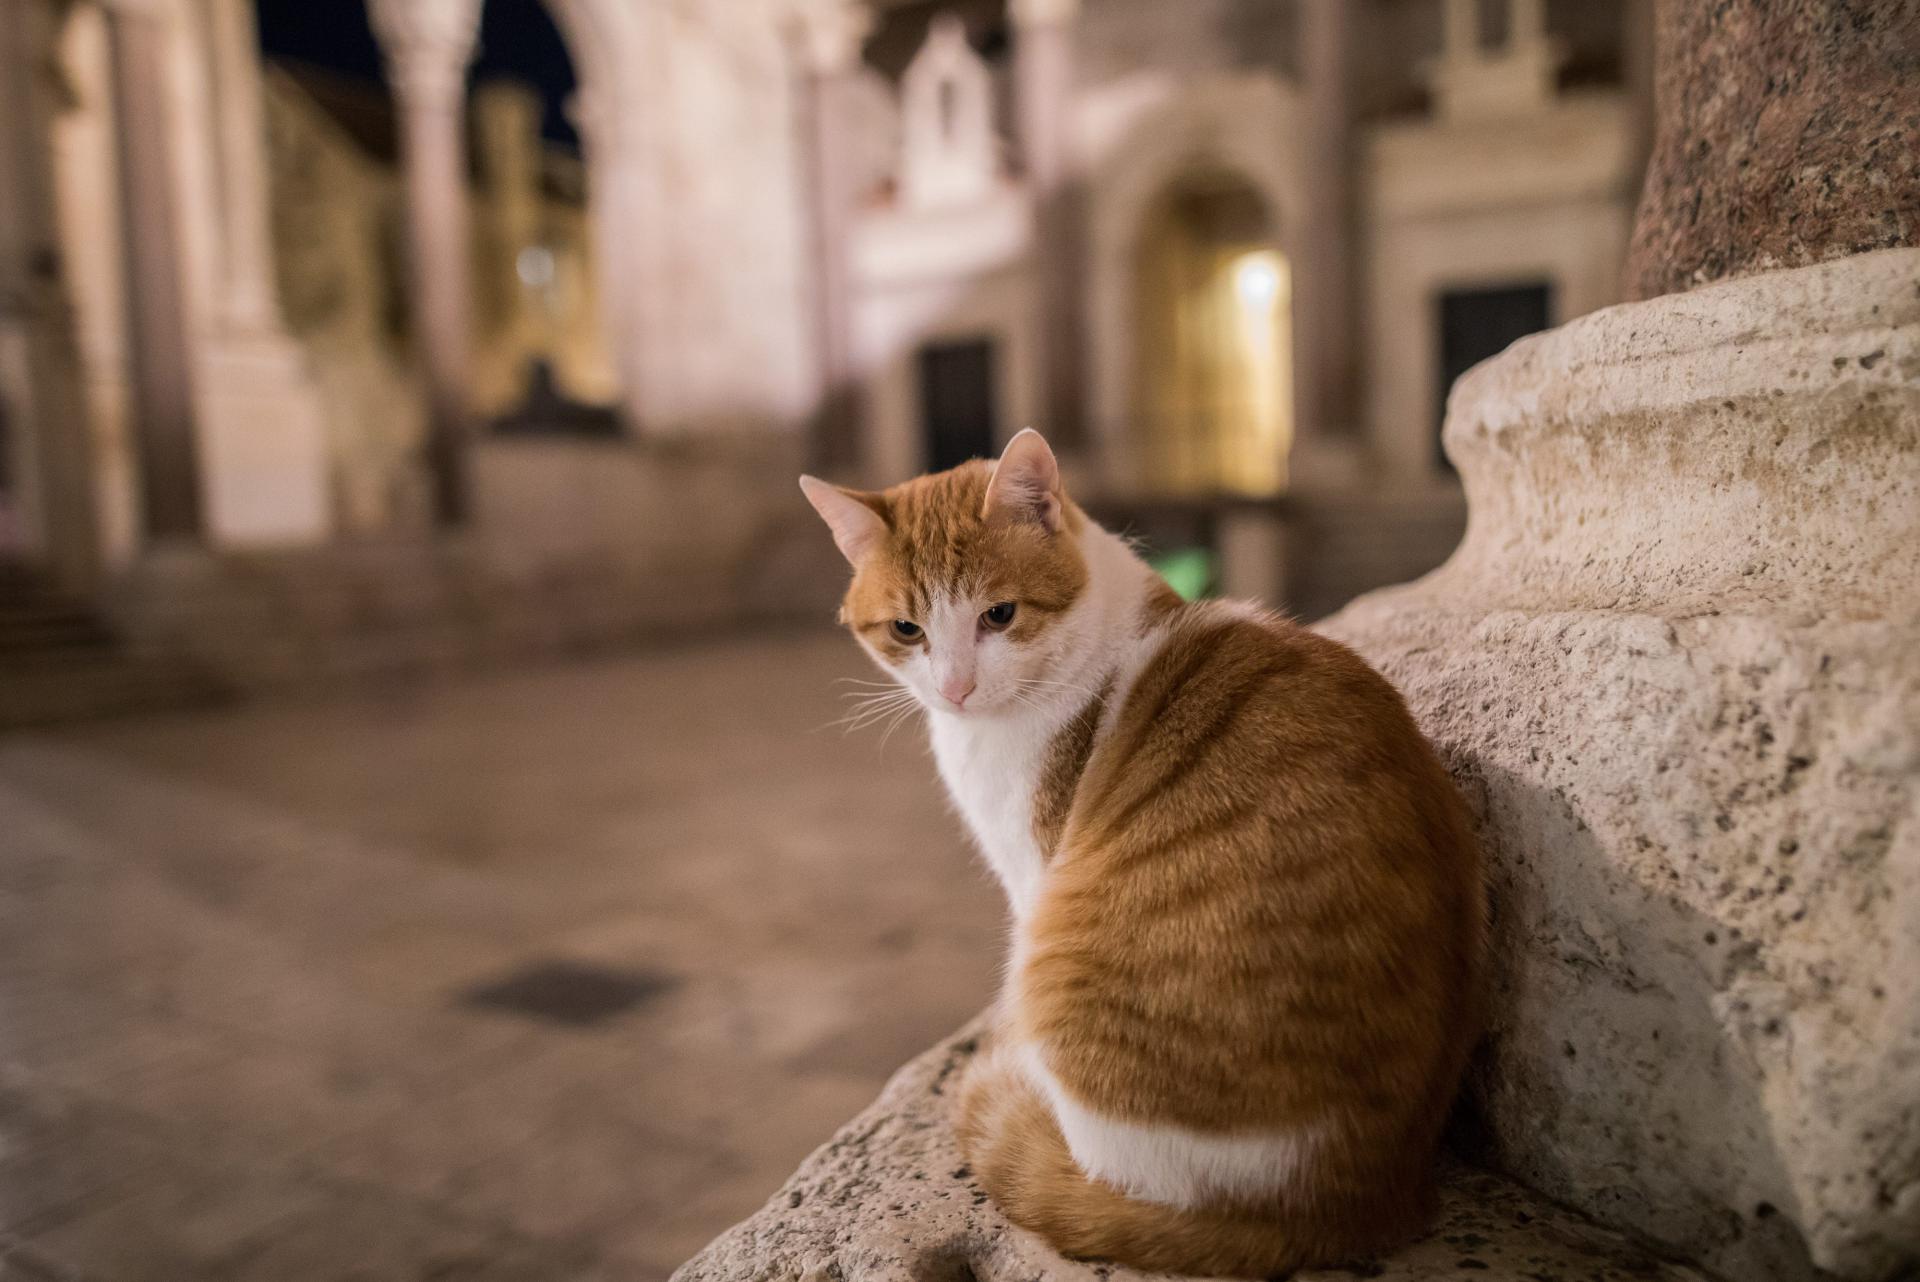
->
[1083,73,1308,492]
[1129,171,1291,496]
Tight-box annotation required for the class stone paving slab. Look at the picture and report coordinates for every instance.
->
[0,636,1006,1280]
[675,1025,1718,1282]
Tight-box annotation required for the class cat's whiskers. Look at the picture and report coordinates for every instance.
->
[875,698,924,752]
[836,702,907,728]
[821,687,919,735]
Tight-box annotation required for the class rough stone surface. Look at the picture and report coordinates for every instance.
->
[674,1024,1711,1282]
[1624,0,1920,300]
[1322,249,1920,1281]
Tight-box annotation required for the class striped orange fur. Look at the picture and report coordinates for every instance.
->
[802,431,1485,1277]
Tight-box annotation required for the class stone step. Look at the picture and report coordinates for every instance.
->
[0,567,227,728]
[0,614,119,650]
[0,657,227,728]
[674,1026,1715,1282]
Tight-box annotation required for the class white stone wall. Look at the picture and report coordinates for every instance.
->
[852,197,1042,485]
[618,0,816,436]
[1362,91,1639,489]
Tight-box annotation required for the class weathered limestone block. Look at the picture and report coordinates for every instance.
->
[1321,249,1920,1281]
[675,1024,1710,1282]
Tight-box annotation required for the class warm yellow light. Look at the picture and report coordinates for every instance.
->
[1234,251,1283,310]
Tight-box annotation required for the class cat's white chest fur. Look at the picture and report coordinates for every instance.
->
[925,527,1164,921]
[929,713,1053,919]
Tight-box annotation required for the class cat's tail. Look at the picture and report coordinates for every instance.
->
[953,1044,1424,1279]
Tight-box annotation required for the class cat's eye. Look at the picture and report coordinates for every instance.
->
[890,619,923,643]
[981,602,1017,631]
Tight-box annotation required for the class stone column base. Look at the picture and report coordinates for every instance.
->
[193,327,332,548]
[1322,248,1919,1281]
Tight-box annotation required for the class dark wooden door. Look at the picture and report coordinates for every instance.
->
[1437,283,1553,469]
[917,339,999,473]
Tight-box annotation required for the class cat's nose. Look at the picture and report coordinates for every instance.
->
[939,677,975,709]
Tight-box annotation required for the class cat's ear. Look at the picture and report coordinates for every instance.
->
[984,428,1063,532]
[800,476,890,566]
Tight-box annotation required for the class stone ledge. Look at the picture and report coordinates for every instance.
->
[673,1024,1711,1282]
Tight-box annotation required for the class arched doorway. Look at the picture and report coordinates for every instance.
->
[1131,172,1292,496]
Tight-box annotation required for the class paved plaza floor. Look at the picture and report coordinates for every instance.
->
[0,631,1004,1280]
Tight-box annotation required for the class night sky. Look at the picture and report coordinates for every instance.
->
[254,0,580,151]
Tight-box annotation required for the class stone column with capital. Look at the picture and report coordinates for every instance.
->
[369,0,480,525]
[1291,0,1360,487]
[1012,0,1085,451]
[796,0,872,473]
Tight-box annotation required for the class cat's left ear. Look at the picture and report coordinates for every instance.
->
[800,475,890,566]
[984,429,1063,533]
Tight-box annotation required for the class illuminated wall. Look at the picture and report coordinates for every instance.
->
[1130,175,1292,495]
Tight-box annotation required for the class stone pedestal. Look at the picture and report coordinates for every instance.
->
[1214,502,1288,606]
[192,332,330,547]
[189,0,332,547]
[1323,248,1920,1281]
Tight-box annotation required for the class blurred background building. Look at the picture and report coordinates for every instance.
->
[0,0,1650,714]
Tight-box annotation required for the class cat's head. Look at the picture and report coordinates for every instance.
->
[801,430,1088,717]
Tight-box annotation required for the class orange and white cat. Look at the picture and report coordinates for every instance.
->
[802,430,1484,1277]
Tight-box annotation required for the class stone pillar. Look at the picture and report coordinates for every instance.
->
[1323,2,1920,1278]
[201,0,279,332]
[102,0,201,541]
[187,0,333,547]
[1624,0,1920,301]
[796,0,872,472]
[0,0,99,585]
[1291,0,1359,484]
[369,0,480,524]
[1012,0,1084,450]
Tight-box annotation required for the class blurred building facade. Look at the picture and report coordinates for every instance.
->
[0,0,1652,702]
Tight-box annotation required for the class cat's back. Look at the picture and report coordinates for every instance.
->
[1076,599,1470,859]
[1018,600,1482,1139]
